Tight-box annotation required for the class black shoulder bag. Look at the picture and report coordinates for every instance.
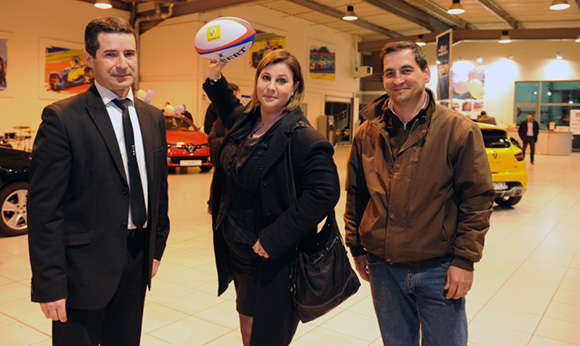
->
[286,131,360,323]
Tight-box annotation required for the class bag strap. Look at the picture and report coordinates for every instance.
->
[285,120,308,204]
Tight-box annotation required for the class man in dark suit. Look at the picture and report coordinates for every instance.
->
[518,112,540,164]
[27,17,170,346]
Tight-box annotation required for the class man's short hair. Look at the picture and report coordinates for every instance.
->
[379,41,428,75]
[480,111,487,116]
[85,17,135,57]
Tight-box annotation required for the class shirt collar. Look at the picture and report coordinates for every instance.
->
[94,81,135,106]
[387,91,429,127]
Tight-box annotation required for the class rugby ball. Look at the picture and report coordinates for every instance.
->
[195,17,256,62]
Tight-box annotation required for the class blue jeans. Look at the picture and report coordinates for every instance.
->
[367,255,467,346]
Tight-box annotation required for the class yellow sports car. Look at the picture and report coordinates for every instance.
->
[478,123,528,207]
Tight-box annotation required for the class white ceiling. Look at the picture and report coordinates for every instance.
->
[86,0,580,51]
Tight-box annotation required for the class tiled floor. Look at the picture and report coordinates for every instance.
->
[1,145,580,345]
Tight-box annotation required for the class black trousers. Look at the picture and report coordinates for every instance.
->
[522,136,536,162]
[52,231,148,346]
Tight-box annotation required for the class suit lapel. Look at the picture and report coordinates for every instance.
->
[85,85,128,182]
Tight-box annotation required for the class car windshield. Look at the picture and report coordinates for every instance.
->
[481,129,511,148]
[165,116,199,132]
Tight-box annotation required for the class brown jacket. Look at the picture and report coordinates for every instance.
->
[344,90,494,270]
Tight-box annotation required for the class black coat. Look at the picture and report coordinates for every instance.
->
[203,77,340,345]
[28,84,170,309]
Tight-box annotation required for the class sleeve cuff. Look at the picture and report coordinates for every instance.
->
[451,256,474,271]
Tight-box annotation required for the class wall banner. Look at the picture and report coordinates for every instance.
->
[436,30,452,102]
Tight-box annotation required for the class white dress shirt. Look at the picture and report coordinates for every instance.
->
[94,81,149,229]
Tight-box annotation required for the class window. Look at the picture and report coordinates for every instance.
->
[514,80,580,129]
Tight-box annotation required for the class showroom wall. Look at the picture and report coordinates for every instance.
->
[435,40,580,127]
[0,0,361,135]
[136,5,361,127]
[1,0,580,138]
[0,0,127,135]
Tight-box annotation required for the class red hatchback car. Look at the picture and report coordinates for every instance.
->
[165,114,212,172]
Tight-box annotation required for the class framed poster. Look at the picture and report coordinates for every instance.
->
[38,38,92,99]
[309,42,336,81]
[247,31,285,69]
[0,32,13,97]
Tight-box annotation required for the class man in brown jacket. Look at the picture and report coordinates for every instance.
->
[344,41,494,345]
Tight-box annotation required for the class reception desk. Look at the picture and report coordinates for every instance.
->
[507,129,572,156]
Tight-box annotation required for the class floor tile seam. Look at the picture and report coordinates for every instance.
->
[144,313,193,335]
[469,230,560,323]
[0,273,19,285]
[290,323,325,343]
[190,312,239,332]
[200,330,240,346]
[0,309,19,324]
[0,292,31,307]
[470,312,541,336]
[144,300,192,318]
[469,319,533,340]
[0,315,51,338]
[528,335,580,346]
[317,324,380,342]
[142,332,180,346]
[532,319,580,345]
[526,245,580,345]
[152,296,225,317]
[483,205,548,255]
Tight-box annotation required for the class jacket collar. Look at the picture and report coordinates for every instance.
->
[361,88,437,128]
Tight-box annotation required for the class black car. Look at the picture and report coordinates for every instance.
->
[0,147,30,236]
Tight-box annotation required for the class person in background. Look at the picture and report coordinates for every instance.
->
[476,110,497,125]
[203,83,240,135]
[518,112,540,164]
[181,104,193,122]
[344,41,494,345]
[203,49,340,346]
[27,17,170,346]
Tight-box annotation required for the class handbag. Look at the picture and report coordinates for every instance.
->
[286,130,360,323]
[291,210,361,323]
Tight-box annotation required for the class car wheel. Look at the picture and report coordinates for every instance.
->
[0,182,28,236]
[200,166,213,173]
[495,196,522,208]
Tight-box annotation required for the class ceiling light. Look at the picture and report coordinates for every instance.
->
[499,30,511,44]
[556,53,563,60]
[416,35,426,46]
[549,0,570,10]
[576,34,580,42]
[343,5,358,21]
[94,0,112,9]
[448,0,465,14]
[476,57,483,63]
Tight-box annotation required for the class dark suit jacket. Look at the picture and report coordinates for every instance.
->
[28,84,170,310]
[518,120,540,142]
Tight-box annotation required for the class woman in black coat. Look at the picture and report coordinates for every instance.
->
[203,50,340,346]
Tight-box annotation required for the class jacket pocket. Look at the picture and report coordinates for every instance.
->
[64,230,94,246]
